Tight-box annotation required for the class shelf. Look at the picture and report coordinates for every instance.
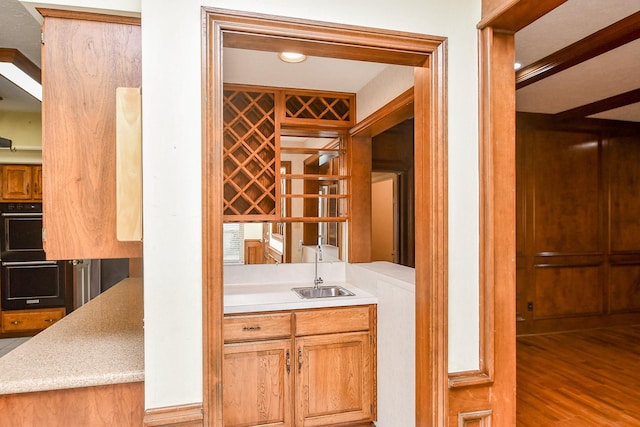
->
[280,174,348,181]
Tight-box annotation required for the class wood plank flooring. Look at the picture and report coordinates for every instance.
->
[517,325,640,426]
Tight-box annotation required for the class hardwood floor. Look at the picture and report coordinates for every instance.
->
[517,324,640,426]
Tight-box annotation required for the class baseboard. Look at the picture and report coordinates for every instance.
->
[143,403,204,427]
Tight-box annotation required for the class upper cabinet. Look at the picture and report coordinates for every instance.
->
[40,10,142,260]
[1,165,42,201]
[223,84,353,223]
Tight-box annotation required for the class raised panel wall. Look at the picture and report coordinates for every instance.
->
[532,130,601,254]
[517,113,640,334]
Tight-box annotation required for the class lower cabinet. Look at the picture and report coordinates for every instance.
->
[1,308,65,333]
[224,340,292,426]
[223,305,376,427]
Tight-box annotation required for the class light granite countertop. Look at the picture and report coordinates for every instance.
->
[0,277,143,395]
[224,281,377,314]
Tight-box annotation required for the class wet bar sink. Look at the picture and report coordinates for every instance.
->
[292,286,355,299]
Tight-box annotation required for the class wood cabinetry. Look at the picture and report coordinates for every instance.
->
[1,165,42,201]
[40,10,142,260]
[1,307,65,332]
[223,305,376,427]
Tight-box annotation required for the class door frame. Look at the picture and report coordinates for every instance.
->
[202,8,448,426]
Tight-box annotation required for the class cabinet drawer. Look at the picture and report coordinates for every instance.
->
[224,313,292,343]
[2,308,65,332]
[295,305,371,336]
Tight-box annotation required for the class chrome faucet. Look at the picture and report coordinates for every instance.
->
[313,244,324,288]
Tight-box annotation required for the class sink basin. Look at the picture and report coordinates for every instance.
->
[292,286,355,299]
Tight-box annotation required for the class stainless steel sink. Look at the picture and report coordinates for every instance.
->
[292,286,355,299]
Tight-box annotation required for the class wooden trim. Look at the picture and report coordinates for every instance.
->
[209,8,440,67]
[204,8,448,426]
[518,111,640,134]
[554,88,640,122]
[350,88,414,138]
[202,8,224,427]
[414,41,449,426]
[482,26,517,426]
[348,133,372,263]
[143,403,204,427]
[458,409,493,427]
[37,8,141,25]
[516,11,640,89]
[478,0,568,32]
[448,25,516,425]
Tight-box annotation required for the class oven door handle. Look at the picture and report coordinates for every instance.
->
[0,212,43,217]
[2,260,58,267]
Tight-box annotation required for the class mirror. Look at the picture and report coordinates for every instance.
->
[223,135,347,265]
[223,221,345,265]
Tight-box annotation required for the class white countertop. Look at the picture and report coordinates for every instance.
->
[0,278,143,395]
[224,282,377,314]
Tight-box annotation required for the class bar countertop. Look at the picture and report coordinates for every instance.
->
[0,277,143,395]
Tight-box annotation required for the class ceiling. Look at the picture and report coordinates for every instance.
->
[1,0,639,122]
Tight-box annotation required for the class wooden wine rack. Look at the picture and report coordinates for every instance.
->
[223,84,353,222]
[223,88,277,219]
[283,90,353,126]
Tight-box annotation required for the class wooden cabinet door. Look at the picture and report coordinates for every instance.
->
[224,340,293,427]
[2,165,32,200]
[41,12,142,259]
[32,165,42,200]
[295,332,373,426]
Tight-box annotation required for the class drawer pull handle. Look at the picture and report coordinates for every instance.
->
[298,347,303,374]
[10,320,21,325]
[242,326,261,331]
[44,318,56,323]
[286,350,291,374]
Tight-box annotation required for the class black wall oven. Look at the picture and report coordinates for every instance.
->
[0,203,67,310]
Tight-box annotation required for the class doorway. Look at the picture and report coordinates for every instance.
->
[370,117,415,267]
[203,8,448,426]
[371,172,398,263]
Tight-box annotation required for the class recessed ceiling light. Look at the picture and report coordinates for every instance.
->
[278,52,307,63]
[514,62,522,70]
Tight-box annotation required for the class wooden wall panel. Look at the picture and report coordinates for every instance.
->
[609,265,640,313]
[532,130,600,254]
[534,265,603,318]
[517,113,640,334]
[0,382,144,427]
[609,136,640,252]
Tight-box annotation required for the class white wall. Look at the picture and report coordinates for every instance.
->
[144,0,481,406]
[26,0,482,410]
[140,0,203,409]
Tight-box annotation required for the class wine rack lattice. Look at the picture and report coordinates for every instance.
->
[223,89,276,217]
[284,93,352,124]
